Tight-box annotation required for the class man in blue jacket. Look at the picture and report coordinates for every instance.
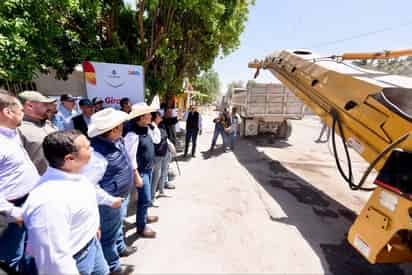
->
[88,108,136,274]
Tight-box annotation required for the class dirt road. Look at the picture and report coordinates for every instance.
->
[122,115,411,274]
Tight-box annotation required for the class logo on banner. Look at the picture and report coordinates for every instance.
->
[83,61,96,85]
[104,68,126,88]
[128,69,140,76]
[83,61,144,107]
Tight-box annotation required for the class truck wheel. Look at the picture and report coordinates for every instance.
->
[277,120,292,140]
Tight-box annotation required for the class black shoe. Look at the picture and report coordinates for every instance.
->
[165,183,176,189]
[110,265,135,275]
[119,246,137,257]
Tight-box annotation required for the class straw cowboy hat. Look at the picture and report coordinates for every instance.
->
[88,108,130,138]
[129,102,158,120]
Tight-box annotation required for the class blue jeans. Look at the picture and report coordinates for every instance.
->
[137,171,152,232]
[211,124,226,149]
[115,194,130,254]
[98,205,122,272]
[75,238,109,275]
[229,131,237,149]
[0,223,25,273]
[0,196,36,275]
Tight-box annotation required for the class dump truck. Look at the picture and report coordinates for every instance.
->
[249,48,412,264]
[230,82,305,138]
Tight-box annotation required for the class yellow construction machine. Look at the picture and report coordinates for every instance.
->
[249,49,412,263]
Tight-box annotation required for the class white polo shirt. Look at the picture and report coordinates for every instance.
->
[23,167,114,275]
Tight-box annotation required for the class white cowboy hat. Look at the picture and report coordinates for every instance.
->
[129,102,158,120]
[151,95,160,109]
[88,108,130,138]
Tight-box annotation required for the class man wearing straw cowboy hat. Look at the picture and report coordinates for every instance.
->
[124,102,160,238]
[88,108,136,274]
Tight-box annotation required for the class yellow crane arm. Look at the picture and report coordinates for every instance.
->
[250,49,412,264]
[341,48,412,60]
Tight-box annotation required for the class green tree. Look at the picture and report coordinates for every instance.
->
[0,0,102,83]
[140,0,254,97]
[0,0,255,98]
[192,70,220,104]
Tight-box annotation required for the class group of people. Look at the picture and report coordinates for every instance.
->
[0,90,180,275]
[181,106,241,159]
[210,107,241,152]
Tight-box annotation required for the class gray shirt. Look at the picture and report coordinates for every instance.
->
[18,116,57,175]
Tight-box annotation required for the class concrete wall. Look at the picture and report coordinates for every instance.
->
[33,69,86,97]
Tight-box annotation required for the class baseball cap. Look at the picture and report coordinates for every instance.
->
[18,91,56,104]
[92,97,104,105]
[79,98,93,107]
[60,94,76,102]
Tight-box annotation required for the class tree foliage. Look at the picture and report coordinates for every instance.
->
[192,70,220,103]
[0,0,101,82]
[0,0,254,97]
[140,0,254,96]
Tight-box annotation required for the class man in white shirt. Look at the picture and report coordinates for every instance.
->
[0,92,39,274]
[23,130,123,275]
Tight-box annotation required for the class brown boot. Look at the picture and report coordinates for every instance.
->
[139,227,156,238]
[147,215,159,224]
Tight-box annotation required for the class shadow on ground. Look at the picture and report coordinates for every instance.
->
[200,145,227,159]
[233,136,406,275]
[244,133,292,148]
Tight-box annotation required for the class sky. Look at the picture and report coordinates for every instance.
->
[124,0,412,94]
[213,0,412,94]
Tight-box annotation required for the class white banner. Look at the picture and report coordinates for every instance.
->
[83,61,144,108]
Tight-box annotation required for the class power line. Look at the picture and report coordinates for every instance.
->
[309,20,412,49]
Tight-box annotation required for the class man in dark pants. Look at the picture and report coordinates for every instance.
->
[183,105,202,158]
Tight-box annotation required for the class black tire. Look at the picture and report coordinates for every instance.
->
[277,120,292,140]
